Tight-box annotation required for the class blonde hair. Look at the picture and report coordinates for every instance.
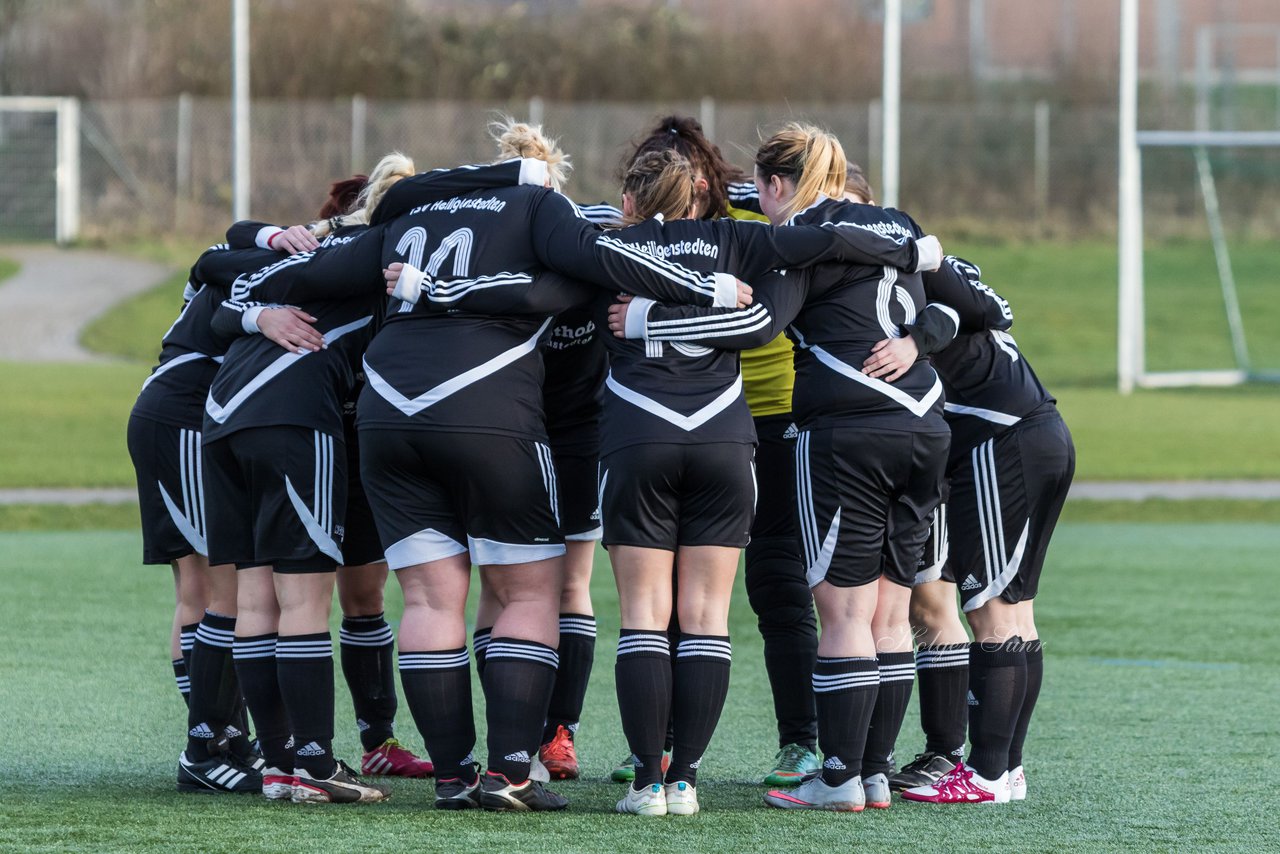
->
[621,150,695,224]
[490,116,571,190]
[310,151,415,237]
[754,123,847,220]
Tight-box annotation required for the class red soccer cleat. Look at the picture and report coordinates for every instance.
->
[539,725,580,780]
[361,738,434,778]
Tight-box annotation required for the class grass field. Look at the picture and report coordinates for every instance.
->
[1,523,1277,852]
[0,256,19,284]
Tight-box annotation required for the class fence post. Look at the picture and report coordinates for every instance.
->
[700,95,715,140]
[351,93,367,173]
[1034,99,1050,222]
[529,96,544,126]
[56,97,80,244]
[176,93,192,199]
[868,99,882,196]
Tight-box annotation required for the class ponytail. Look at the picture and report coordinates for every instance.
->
[754,123,847,220]
[621,150,695,224]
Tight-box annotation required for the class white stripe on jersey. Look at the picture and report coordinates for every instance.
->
[141,351,222,392]
[945,403,1022,426]
[604,371,743,432]
[205,316,372,424]
[644,303,772,340]
[363,317,553,417]
[795,337,943,418]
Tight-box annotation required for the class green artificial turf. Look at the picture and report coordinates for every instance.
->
[1,525,1277,852]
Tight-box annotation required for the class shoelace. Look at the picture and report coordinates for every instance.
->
[543,730,574,761]
[934,764,979,797]
[775,745,811,772]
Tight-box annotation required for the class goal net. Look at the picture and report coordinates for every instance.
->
[0,97,79,244]
[1118,4,1280,391]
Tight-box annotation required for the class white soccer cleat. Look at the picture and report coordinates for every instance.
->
[616,782,668,816]
[1008,765,1026,801]
[764,774,865,812]
[862,772,892,809]
[664,780,699,815]
[901,762,1009,805]
[261,766,296,800]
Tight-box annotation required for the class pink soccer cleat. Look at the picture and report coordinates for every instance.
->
[901,762,1009,805]
[361,738,434,778]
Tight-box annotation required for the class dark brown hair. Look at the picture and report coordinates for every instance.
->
[625,115,744,220]
[317,175,367,219]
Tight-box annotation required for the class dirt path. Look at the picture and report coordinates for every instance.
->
[0,245,170,362]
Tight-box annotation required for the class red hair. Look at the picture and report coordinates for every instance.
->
[318,175,367,219]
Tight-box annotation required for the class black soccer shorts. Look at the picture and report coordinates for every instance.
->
[914,502,953,586]
[127,414,208,564]
[947,408,1075,611]
[204,426,347,573]
[548,423,602,542]
[599,441,756,551]
[794,425,949,589]
[358,429,565,570]
[340,420,384,567]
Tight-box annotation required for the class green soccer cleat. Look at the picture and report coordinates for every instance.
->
[761,743,821,787]
[610,750,671,783]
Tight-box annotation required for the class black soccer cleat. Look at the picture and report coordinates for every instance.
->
[888,752,957,792]
[177,751,263,794]
[478,771,569,812]
[434,774,482,810]
[292,760,390,804]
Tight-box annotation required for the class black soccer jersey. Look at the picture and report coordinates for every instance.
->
[543,304,605,442]
[131,246,242,429]
[903,256,1056,460]
[625,198,949,434]
[194,227,381,443]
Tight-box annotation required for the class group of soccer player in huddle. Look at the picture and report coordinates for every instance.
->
[127,113,1073,815]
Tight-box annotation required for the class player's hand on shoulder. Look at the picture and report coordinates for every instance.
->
[259,306,324,354]
[736,280,753,308]
[271,225,320,255]
[608,294,634,337]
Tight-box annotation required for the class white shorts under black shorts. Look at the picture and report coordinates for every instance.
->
[204,426,347,573]
[943,409,1075,610]
[795,425,949,589]
[127,414,209,565]
[599,441,756,551]
[358,429,565,570]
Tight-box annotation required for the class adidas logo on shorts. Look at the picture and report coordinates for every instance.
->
[823,756,846,770]
[504,750,531,764]
[961,575,983,591]
[589,508,601,521]
[189,723,215,739]
[782,423,799,439]
[967,690,979,706]
[296,741,327,757]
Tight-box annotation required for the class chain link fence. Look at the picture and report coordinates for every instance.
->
[9,95,1279,242]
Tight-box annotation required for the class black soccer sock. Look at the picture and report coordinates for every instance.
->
[472,627,492,681]
[745,548,819,750]
[482,638,559,783]
[233,633,292,771]
[862,651,916,778]
[339,612,397,751]
[916,643,969,761]
[966,639,1027,781]
[813,657,879,786]
[543,613,596,744]
[615,630,672,789]
[185,612,240,761]
[172,659,190,707]
[399,647,477,783]
[277,633,337,778]
[668,635,732,786]
[1008,639,1043,770]
[177,622,198,706]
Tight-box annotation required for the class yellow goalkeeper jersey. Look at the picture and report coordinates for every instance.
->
[728,204,794,417]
